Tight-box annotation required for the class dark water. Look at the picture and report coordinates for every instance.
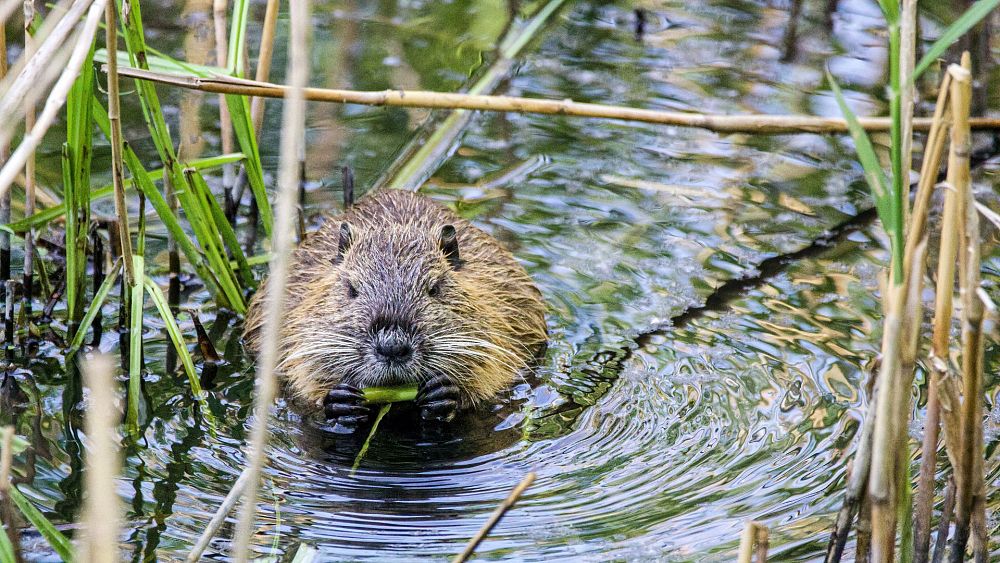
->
[4,0,1000,561]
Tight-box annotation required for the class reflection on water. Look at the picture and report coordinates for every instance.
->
[3,0,1000,560]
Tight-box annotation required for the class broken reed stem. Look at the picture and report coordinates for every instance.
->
[79,355,122,563]
[0,0,94,148]
[452,472,536,563]
[186,468,251,562]
[231,0,310,559]
[107,66,1000,135]
[948,56,977,563]
[250,0,280,133]
[22,2,35,318]
[825,374,878,563]
[105,0,134,287]
[868,276,907,561]
[0,0,108,199]
[911,80,952,563]
[931,478,955,563]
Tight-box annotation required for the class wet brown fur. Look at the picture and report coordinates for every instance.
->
[243,189,547,410]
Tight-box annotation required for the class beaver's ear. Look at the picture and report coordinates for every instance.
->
[439,225,462,270]
[334,222,352,264]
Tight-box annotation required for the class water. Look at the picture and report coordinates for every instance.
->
[4,0,1000,560]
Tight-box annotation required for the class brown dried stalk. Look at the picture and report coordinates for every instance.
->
[912,73,953,563]
[230,0,310,559]
[453,472,536,563]
[250,0,280,132]
[105,0,133,286]
[0,0,108,198]
[109,66,1000,135]
[78,355,122,563]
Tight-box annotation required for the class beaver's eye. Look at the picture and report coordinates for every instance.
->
[346,281,358,299]
[428,279,444,298]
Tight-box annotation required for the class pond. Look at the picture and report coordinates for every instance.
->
[3,0,1000,560]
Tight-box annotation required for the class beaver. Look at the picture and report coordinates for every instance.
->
[243,189,547,427]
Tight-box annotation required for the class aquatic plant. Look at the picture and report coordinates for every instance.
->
[826,1,999,561]
[0,0,997,560]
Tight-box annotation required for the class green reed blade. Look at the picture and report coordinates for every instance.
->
[143,275,203,397]
[225,94,273,236]
[67,258,123,353]
[127,255,145,434]
[351,404,393,475]
[0,519,14,563]
[827,71,902,278]
[61,144,78,325]
[227,0,252,77]
[185,169,255,288]
[94,48,226,77]
[914,0,1000,81]
[4,154,244,232]
[7,486,73,562]
[175,172,247,314]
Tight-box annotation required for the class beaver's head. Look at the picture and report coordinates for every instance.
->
[286,220,509,392]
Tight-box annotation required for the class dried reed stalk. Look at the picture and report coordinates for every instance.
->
[737,521,769,563]
[105,0,133,286]
[453,472,536,563]
[213,0,235,187]
[186,468,251,562]
[913,76,959,563]
[948,56,982,562]
[825,376,878,562]
[250,0,280,132]
[0,0,94,146]
[22,1,36,315]
[0,18,8,296]
[231,0,311,559]
[948,55,984,563]
[108,66,1000,135]
[78,354,122,563]
[0,0,107,198]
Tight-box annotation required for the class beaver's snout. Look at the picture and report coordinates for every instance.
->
[372,328,414,365]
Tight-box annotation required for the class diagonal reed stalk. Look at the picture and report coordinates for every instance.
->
[231,0,310,558]
[0,0,107,199]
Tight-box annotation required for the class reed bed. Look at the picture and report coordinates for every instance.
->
[0,0,996,561]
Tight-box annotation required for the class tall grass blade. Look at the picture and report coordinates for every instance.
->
[0,521,14,563]
[913,0,1000,80]
[225,94,272,236]
[184,168,254,288]
[7,487,73,561]
[827,71,901,275]
[143,275,203,397]
[226,0,251,76]
[127,255,145,433]
[5,154,243,232]
[68,257,122,353]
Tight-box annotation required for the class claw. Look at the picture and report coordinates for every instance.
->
[417,375,461,424]
[324,382,370,428]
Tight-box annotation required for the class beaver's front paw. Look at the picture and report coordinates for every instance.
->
[416,375,461,423]
[323,383,370,429]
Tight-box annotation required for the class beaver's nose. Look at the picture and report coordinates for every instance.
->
[375,335,413,363]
